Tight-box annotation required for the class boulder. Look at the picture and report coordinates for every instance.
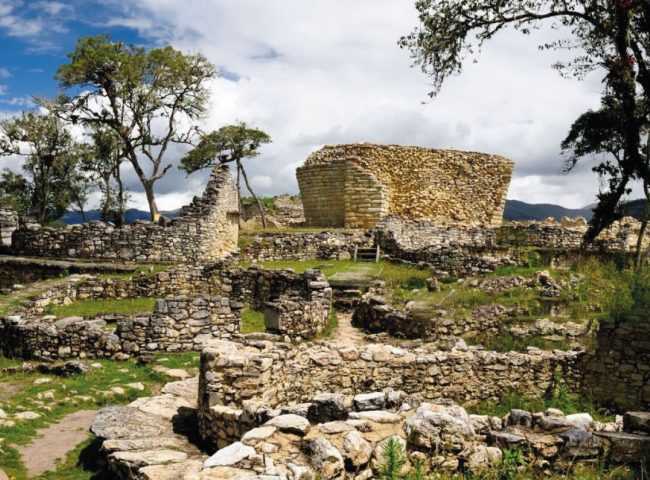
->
[307,437,344,478]
[404,406,475,453]
[342,430,373,469]
[506,409,532,428]
[353,392,385,412]
[460,445,502,474]
[203,442,257,468]
[266,414,310,436]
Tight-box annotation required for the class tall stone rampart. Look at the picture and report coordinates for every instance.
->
[296,144,513,229]
[8,165,239,264]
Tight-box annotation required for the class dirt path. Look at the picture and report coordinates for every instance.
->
[333,312,367,345]
[16,409,98,477]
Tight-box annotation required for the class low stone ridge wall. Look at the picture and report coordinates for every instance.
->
[0,205,18,246]
[580,318,650,411]
[20,263,332,317]
[264,295,329,341]
[7,165,239,263]
[197,338,582,448]
[352,285,504,341]
[0,295,241,360]
[5,265,333,358]
[498,217,650,253]
[238,230,373,262]
[375,217,496,252]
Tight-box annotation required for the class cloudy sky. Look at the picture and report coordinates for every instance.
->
[0,0,638,210]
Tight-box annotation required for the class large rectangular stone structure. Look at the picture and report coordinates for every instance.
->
[296,144,514,229]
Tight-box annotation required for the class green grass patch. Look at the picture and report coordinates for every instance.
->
[49,297,157,318]
[465,331,572,353]
[317,310,338,339]
[98,264,171,280]
[466,377,613,423]
[241,308,265,335]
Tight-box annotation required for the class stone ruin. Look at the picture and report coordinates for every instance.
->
[3,164,239,264]
[0,145,649,479]
[296,144,513,229]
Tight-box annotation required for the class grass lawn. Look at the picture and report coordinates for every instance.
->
[241,308,265,334]
[465,387,614,423]
[49,297,157,318]
[0,351,199,479]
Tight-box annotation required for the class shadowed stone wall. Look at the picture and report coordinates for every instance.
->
[297,144,513,229]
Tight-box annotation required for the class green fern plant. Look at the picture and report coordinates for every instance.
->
[380,438,407,480]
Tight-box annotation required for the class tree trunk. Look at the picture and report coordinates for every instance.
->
[100,174,111,223]
[236,163,242,228]
[115,169,126,228]
[144,181,160,223]
[239,161,267,228]
[635,178,650,269]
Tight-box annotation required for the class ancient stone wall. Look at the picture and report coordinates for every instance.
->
[197,338,582,447]
[18,264,332,317]
[0,295,241,360]
[238,230,373,262]
[297,144,513,229]
[580,318,650,411]
[8,165,239,263]
[0,205,18,246]
[264,295,329,341]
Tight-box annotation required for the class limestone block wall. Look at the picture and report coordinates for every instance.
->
[197,339,581,444]
[580,318,650,411]
[8,165,239,263]
[0,205,18,246]
[238,230,374,262]
[18,264,332,320]
[0,294,241,360]
[297,144,513,228]
[264,295,329,341]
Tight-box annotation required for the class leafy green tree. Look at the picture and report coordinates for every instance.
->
[400,0,650,242]
[562,94,649,267]
[82,126,129,226]
[180,122,272,227]
[50,35,217,222]
[0,111,90,223]
[0,169,31,214]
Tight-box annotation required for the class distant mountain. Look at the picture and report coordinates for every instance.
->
[59,199,647,225]
[504,199,648,222]
[61,208,182,225]
[503,200,594,222]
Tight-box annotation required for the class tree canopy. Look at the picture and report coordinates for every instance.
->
[400,0,650,242]
[0,111,90,223]
[181,122,272,226]
[49,35,217,221]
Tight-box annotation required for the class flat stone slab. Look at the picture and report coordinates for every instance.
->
[16,409,98,477]
[595,431,650,462]
[623,412,650,435]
